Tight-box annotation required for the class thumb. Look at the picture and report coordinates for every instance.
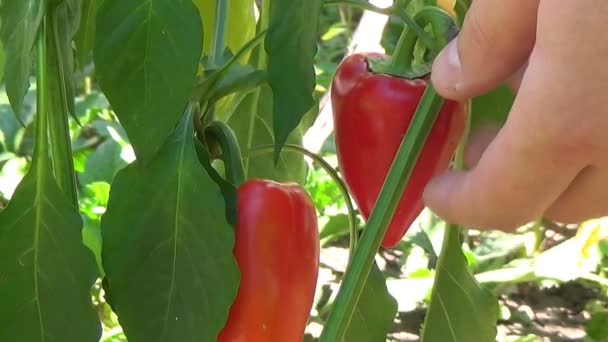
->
[431,0,539,100]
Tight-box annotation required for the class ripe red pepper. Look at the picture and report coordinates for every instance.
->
[331,52,467,248]
[218,179,320,342]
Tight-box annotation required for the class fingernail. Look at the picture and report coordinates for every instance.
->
[432,37,463,92]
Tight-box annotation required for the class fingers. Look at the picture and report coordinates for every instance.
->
[545,166,608,224]
[423,54,588,231]
[431,0,539,100]
[463,124,499,169]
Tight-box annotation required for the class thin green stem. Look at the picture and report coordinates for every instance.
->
[531,217,544,255]
[194,30,267,104]
[454,99,471,245]
[47,8,78,206]
[211,0,230,64]
[244,0,270,175]
[247,144,359,260]
[205,121,246,187]
[419,93,468,341]
[319,84,446,342]
[391,6,455,71]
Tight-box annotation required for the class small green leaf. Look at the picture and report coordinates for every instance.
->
[100,110,239,342]
[94,0,203,162]
[420,225,499,342]
[0,156,101,342]
[0,0,44,115]
[345,263,398,342]
[209,66,266,105]
[266,0,322,160]
[320,214,351,241]
[469,85,514,136]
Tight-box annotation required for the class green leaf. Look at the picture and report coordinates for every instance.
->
[0,0,44,114]
[320,213,351,240]
[469,85,514,136]
[100,110,239,342]
[94,0,203,163]
[265,0,322,159]
[193,141,238,227]
[227,84,312,185]
[0,41,6,82]
[209,65,266,105]
[345,263,398,342]
[586,310,608,340]
[0,104,23,153]
[51,0,81,117]
[80,139,127,185]
[75,0,102,68]
[0,155,101,341]
[420,226,499,342]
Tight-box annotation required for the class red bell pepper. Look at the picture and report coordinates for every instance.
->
[331,52,467,248]
[218,179,320,342]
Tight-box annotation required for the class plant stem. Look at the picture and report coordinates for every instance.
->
[211,0,230,65]
[390,23,418,71]
[46,8,78,206]
[531,217,544,254]
[419,95,468,341]
[248,144,359,261]
[319,84,446,342]
[244,0,270,175]
[205,121,246,187]
[35,17,50,168]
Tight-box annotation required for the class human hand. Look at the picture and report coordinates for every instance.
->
[423,0,608,231]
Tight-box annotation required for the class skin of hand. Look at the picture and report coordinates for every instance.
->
[422,0,608,231]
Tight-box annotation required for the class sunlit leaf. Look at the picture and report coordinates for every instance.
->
[420,226,498,342]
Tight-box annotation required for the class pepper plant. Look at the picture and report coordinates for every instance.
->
[0,0,507,341]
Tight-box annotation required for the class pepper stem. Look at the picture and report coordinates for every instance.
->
[204,121,246,187]
[319,84,446,342]
[247,144,359,262]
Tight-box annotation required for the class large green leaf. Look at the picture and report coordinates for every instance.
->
[420,226,498,342]
[345,263,398,342]
[0,154,101,342]
[227,84,311,185]
[0,0,44,115]
[94,0,202,163]
[100,110,239,342]
[265,0,321,158]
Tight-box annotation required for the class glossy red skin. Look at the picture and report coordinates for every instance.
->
[332,53,467,248]
[218,179,320,342]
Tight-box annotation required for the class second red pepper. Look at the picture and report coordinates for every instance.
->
[218,179,320,342]
[332,52,467,248]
